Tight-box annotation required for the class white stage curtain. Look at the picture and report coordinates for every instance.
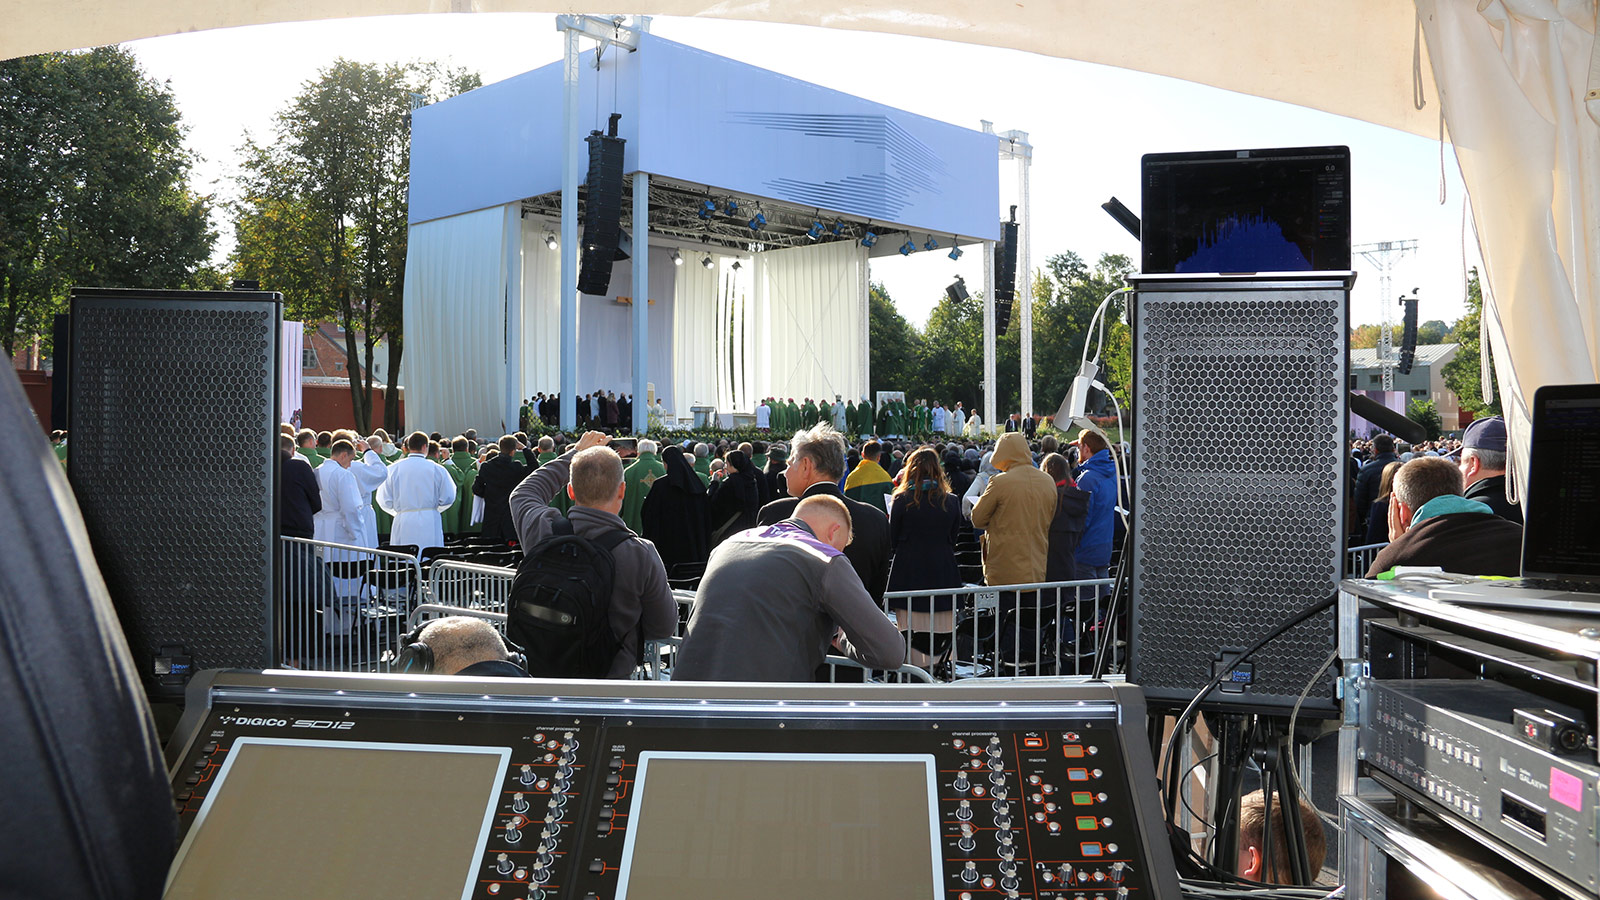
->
[756,241,868,406]
[674,251,721,420]
[1419,0,1599,500]
[401,204,513,437]
[519,223,561,399]
[279,321,302,423]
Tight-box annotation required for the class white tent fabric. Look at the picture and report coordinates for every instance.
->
[756,241,867,405]
[401,203,513,437]
[673,251,721,421]
[1419,0,1599,499]
[1,3,1440,138]
[518,224,561,401]
[279,321,303,423]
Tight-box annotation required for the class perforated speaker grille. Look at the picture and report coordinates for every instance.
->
[69,290,280,684]
[1128,278,1347,713]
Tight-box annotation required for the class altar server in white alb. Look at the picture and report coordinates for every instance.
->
[832,395,848,431]
[377,431,457,552]
[313,440,366,547]
[755,398,771,430]
[348,434,389,549]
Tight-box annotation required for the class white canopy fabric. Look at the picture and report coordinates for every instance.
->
[1419,0,1599,500]
[756,241,869,405]
[4,2,1439,137]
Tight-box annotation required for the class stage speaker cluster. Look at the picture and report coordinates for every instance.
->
[994,209,1019,333]
[68,287,281,696]
[1398,295,1419,375]
[1126,273,1351,715]
[579,113,627,297]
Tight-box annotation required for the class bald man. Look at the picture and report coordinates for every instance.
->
[402,616,527,677]
[674,494,905,682]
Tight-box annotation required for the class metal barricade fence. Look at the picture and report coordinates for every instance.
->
[881,578,1119,680]
[1345,542,1389,577]
[278,537,425,673]
[428,559,518,615]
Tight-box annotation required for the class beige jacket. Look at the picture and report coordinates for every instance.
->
[971,432,1058,586]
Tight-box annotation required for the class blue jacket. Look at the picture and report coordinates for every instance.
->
[1074,449,1118,566]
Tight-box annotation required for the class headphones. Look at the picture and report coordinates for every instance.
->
[396,621,528,674]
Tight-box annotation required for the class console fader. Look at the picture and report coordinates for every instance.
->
[164,672,1180,900]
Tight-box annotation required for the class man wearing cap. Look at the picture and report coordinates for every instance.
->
[1459,415,1522,524]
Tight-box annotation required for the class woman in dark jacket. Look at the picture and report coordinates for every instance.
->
[1040,453,1091,581]
[886,447,964,668]
[763,446,789,500]
[943,449,973,500]
[1364,460,1404,545]
[640,445,710,573]
[707,449,762,545]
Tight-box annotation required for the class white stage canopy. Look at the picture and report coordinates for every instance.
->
[7,3,1595,490]
[404,32,997,435]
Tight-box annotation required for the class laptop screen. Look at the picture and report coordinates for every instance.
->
[1521,385,1600,580]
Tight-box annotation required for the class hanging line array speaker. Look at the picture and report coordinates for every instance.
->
[1398,295,1420,375]
[579,113,627,297]
[995,208,1020,333]
[68,287,281,698]
[1126,272,1352,716]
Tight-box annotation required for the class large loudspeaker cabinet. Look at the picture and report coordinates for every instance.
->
[578,127,626,296]
[1126,273,1351,714]
[68,288,282,694]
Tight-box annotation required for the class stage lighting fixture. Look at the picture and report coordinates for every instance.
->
[831,219,846,236]
[731,260,742,271]
[748,212,766,232]
[701,198,717,214]
[923,236,939,252]
[701,254,715,269]
[861,230,878,249]
[544,232,559,250]
[725,198,739,217]
[806,220,824,241]
[949,245,963,261]
[671,249,683,266]
[945,275,969,304]
[898,239,916,256]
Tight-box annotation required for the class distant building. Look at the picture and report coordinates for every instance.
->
[1350,342,1462,430]
[300,323,399,387]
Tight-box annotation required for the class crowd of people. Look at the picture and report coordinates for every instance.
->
[272,413,1127,681]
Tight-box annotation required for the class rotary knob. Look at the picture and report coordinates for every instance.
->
[960,862,979,885]
[519,764,536,786]
[512,793,530,814]
[999,859,1017,877]
[1111,862,1126,883]
[1000,875,1019,893]
[953,772,970,793]
[955,799,973,821]
[496,853,514,875]
[505,818,524,843]
[994,814,1012,830]
[531,862,550,884]
[987,736,1003,754]
[958,824,976,853]
[993,802,1011,816]
[988,757,1005,772]
[536,842,554,867]
[990,787,1008,802]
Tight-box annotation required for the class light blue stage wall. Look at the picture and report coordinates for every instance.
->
[409,35,996,240]
[408,48,640,225]
[574,253,676,411]
[633,35,998,241]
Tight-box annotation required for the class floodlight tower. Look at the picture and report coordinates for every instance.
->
[1354,239,1418,390]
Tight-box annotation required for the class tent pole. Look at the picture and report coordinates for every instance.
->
[558,24,580,433]
[631,173,649,435]
[983,239,996,430]
[505,204,524,435]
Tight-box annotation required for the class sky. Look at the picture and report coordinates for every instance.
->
[127,12,1478,334]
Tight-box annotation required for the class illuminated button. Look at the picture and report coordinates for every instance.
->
[1088,746,1099,755]
[535,778,549,792]
[602,790,617,802]
[1023,736,1045,749]
[1065,732,1080,742]
[175,790,193,802]
[1095,870,1108,882]
[1045,802,1058,813]
[1064,745,1085,758]
[608,758,623,770]
[1072,791,1094,805]
[589,859,605,874]
[1042,783,1056,794]
[596,821,611,835]
[203,742,218,754]
[972,785,987,798]
[486,885,499,895]
[1042,871,1055,884]
[513,868,526,881]
[1029,775,1041,785]
[1077,816,1098,830]
[184,774,199,785]
[547,740,559,750]
[952,739,966,750]
[1081,842,1104,856]
[1102,817,1113,827]
[1092,769,1103,779]
[1067,768,1089,781]
[1031,793,1043,804]
[605,773,620,787]
[1048,821,1062,833]
[598,808,614,820]
[981,876,996,889]
[970,759,985,770]
[533,733,545,742]
[1107,843,1119,853]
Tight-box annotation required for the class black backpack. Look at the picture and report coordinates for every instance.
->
[507,517,635,678]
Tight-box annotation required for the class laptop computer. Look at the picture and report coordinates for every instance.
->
[1427,383,1600,613]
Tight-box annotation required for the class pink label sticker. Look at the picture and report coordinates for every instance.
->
[1550,767,1584,812]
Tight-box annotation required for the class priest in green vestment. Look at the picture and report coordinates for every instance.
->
[620,439,666,533]
[447,436,479,535]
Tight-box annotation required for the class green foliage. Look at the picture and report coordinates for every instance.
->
[0,47,215,356]
[1027,251,1134,415]
[868,283,924,397]
[1417,319,1449,345]
[1441,268,1501,417]
[1406,398,1443,441]
[230,58,479,432]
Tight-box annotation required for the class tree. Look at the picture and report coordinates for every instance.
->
[1,48,214,357]
[1440,268,1500,418]
[1417,319,1449,346]
[1407,397,1443,441]
[1028,251,1133,416]
[868,283,923,398]
[231,59,479,433]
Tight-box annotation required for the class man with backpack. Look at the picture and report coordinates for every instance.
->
[507,430,678,678]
